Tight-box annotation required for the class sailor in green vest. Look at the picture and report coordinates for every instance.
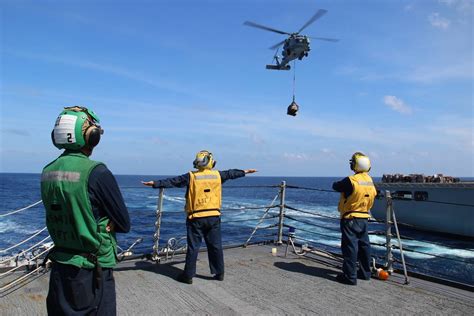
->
[332,152,376,285]
[41,106,130,315]
[142,150,257,284]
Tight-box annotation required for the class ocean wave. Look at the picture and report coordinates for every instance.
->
[0,220,39,235]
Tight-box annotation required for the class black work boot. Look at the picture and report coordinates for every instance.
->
[177,273,193,284]
[214,273,224,281]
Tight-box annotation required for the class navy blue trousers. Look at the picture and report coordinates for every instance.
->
[340,218,371,284]
[47,262,116,316]
[184,216,224,278]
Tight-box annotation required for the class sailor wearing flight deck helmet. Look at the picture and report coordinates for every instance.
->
[332,152,376,285]
[142,150,257,284]
[42,106,130,315]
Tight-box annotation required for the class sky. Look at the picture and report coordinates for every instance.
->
[1,0,473,177]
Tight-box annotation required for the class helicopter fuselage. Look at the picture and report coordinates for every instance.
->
[280,35,310,67]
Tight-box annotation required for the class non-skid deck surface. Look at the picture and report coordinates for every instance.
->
[2,244,473,315]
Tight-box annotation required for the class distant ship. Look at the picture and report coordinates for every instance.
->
[371,174,474,238]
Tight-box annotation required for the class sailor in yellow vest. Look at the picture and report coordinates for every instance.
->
[332,152,376,285]
[142,150,257,284]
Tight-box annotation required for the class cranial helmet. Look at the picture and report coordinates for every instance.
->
[51,106,104,150]
[193,150,216,170]
[350,152,371,173]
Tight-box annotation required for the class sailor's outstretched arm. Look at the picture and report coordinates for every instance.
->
[141,173,190,188]
[219,169,258,184]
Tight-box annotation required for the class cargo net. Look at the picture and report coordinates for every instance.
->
[382,173,461,183]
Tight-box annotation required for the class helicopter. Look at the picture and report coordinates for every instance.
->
[244,9,339,70]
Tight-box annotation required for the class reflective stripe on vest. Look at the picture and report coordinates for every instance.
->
[338,172,376,219]
[185,169,222,219]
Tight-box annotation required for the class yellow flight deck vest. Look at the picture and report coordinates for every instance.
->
[186,169,222,219]
[338,172,376,219]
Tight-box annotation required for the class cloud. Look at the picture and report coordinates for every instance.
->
[283,152,310,161]
[4,50,199,97]
[250,133,265,145]
[383,96,413,115]
[439,0,456,5]
[439,0,473,13]
[406,62,473,83]
[2,128,30,136]
[428,12,450,29]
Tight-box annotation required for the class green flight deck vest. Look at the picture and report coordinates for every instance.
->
[41,151,117,269]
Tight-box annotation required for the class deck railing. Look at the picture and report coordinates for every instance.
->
[1,181,474,294]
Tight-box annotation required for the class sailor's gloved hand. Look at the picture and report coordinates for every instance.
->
[141,181,154,187]
[244,169,257,174]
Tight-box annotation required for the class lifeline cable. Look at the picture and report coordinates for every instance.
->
[0,200,43,217]
[284,214,340,233]
[286,185,336,193]
[283,224,341,240]
[284,204,340,220]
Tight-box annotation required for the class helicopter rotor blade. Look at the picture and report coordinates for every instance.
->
[308,36,339,42]
[269,39,286,50]
[243,21,291,35]
[297,9,328,34]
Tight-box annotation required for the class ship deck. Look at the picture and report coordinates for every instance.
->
[1,244,473,315]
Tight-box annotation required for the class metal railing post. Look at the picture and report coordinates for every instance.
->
[277,181,286,244]
[391,204,410,284]
[152,188,164,262]
[385,190,393,273]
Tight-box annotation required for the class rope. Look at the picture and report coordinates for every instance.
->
[284,215,340,233]
[0,227,48,253]
[292,60,296,101]
[0,200,43,217]
[284,204,340,220]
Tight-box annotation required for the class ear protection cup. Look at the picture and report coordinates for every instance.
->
[350,152,371,173]
[51,130,58,148]
[84,125,101,148]
[350,158,356,171]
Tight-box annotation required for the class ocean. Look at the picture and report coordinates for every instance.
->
[1,173,473,285]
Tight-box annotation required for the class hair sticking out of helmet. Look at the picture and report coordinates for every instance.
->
[350,152,371,173]
[193,150,216,170]
[51,106,103,151]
